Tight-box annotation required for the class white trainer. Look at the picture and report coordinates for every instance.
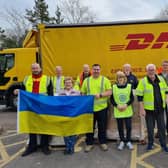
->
[126,142,134,150]
[85,145,94,152]
[118,141,125,150]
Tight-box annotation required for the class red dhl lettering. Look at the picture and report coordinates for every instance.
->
[109,32,168,51]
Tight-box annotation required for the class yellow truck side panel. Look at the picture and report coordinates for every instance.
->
[22,30,38,48]
[39,22,168,81]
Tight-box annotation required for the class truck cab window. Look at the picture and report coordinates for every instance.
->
[0,53,14,85]
[6,54,14,70]
[0,54,14,71]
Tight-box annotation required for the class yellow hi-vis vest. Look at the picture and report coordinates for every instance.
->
[74,75,81,91]
[23,75,50,94]
[51,76,64,94]
[136,76,168,110]
[113,84,133,118]
[82,76,111,112]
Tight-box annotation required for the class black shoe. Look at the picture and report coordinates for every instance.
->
[42,147,51,155]
[21,147,37,157]
[146,144,154,151]
[163,147,168,153]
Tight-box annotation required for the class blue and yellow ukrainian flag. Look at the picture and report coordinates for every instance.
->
[18,90,94,136]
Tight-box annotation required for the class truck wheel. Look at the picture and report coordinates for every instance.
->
[6,84,22,110]
[12,95,18,109]
[9,94,18,110]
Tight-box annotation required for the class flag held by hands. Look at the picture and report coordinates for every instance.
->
[18,90,94,136]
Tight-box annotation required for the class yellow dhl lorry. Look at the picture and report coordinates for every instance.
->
[1,19,168,108]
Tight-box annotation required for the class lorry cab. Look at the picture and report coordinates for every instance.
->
[0,48,38,108]
[0,52,14,89]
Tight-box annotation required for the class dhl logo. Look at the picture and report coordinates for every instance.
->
[109,32,168,51]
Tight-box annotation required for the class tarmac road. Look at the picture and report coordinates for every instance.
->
[0,105,17,132]
[0,105,168,168]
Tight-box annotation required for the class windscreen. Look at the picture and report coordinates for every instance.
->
[0,53,14,85]
[0,53,14,71]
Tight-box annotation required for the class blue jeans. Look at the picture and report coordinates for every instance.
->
[64,135,76,153]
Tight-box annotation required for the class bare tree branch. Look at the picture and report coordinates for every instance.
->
[58,0,96,23]
[0,8,30,47]
[156,5,168,19]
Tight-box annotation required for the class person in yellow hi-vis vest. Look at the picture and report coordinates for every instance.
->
[51,66,64,95]
[81,64,112,152]
[14,63,53,156]
[50,66,65,146]
[74,64,92,91]
[110,71,134,151]
[158,60,168,135]
[136,64,168,152]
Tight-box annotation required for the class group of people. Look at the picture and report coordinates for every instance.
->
[15,60,168,157]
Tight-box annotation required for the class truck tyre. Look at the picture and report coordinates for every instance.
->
[9,93,18,111]
[6,84,22,110]
[11,94,18,109]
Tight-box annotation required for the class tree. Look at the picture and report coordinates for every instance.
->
[156,5,168,19]
[0,9,29,48]
[0,29,16,48]
[0,27,5,48]
[58,0,96,23]
[25,0,51,25]
[0,0,96,48]
[0,27,5,34]
[0,27,26,48]
[1,36,20,48]
[51,6,64,24]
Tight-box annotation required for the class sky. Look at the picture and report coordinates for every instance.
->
[0,0,168,28]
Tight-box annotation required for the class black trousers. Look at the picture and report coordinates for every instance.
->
[86,108,108,145]
[165,105,168,134]
[116,117,132,142]
[145,110,166,147]
[28,134,49,149]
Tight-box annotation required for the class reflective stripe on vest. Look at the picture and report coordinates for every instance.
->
[23,75,49,94]
[51,76,64,93]
[86,76,104,94]
[141,76,166,110]
[86,76,109,111]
